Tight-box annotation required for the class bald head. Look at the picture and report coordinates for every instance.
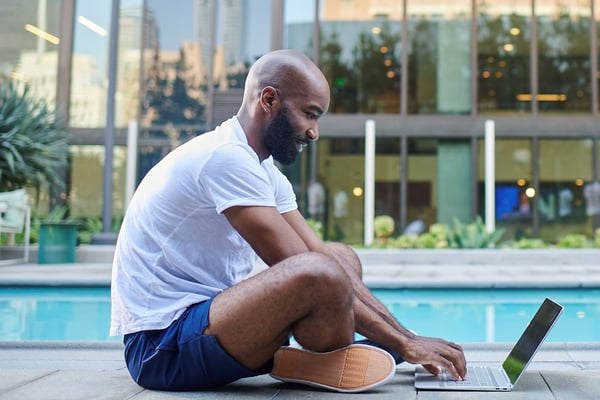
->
[240,49,330,111]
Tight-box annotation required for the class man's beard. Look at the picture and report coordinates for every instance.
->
[264,104,301,165]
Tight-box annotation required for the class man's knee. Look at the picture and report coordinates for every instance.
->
[326,242,363,278]
[288,252,353,298]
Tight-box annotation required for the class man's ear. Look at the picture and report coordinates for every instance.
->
[259,86,279,113]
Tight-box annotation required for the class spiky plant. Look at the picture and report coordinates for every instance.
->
[0,80,70,196]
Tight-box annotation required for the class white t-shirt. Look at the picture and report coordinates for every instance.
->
[110,117,297,336]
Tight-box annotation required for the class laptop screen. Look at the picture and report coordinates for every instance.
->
[502,298,564,384]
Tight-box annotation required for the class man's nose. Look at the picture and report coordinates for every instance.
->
[307,127,319,142]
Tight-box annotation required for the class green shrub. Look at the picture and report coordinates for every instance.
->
[556,233,592,248]
[388,234,419,249]
[373,215,395,238]
[306,218,323,240]
[507,238,548,249]
[0,80,69,196]
[447,216,505,249]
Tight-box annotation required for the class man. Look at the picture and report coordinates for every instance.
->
[110,49,466,393]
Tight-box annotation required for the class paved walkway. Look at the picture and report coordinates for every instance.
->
[1,341,599,399]
[1,248,599,399]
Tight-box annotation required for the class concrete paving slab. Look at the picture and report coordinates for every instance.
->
[0,370,55,394]
[542,371,600,400]
[0,342,126,370]
[0,370,141,400]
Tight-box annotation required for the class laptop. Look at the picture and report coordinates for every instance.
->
[414,297,563,391]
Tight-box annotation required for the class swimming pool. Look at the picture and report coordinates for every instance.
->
[0,287,598,342]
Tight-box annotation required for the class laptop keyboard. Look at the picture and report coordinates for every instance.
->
[443,366,498,387]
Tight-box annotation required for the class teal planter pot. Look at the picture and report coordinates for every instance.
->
[38,222,78,264]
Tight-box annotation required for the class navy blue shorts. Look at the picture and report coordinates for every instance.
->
[123,298,273,391]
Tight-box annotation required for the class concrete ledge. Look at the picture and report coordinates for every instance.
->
[355,248,600,266]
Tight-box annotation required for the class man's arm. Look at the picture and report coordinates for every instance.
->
[225,206,466,380]
[281,210,467,380]
[223,206,310,266]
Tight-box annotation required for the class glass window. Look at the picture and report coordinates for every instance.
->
[70,0,142,128]
[70,1,111,128]
[408,0,471,114]
[316,138,364,243]
[216,0,271,90]
[140,0,207,129]
[117,1,144,127]
[374,138,401,230]
[477,1,531,113]
[70,145,127,219]
[314,136,403,244]
[539,139,593,239]
[597,0,600,114]
[0,0,61,110]
[537,0,591,112]
[407,138,437,230]
[319,0,402,114]
[211,0,272,126]
[477,139,533,242]
[284,0,316,55]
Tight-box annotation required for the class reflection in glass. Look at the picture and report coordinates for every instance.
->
[319,0,402,113]
[318,138,365,243]
[0,0,61,111]
[539,139,593,239]
[70,145,127,218]
[537,0,591,112]
[70,1,110,127]
[408,1,471,114]
[477,139,533,241]
[285,0,316,56]
[407,139,437,229]
[478,1,531,113]
[141,0,206,129]
[117,1,144,127]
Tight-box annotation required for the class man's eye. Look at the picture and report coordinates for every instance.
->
[306,112,318,120]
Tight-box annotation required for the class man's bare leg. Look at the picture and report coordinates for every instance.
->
[205,251,355,371]
[325,242,467,380]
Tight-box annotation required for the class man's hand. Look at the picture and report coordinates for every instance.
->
[400,336,467,381]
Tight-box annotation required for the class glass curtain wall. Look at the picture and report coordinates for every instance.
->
[69,1,111,128]
[69,0,142,218]
[537,0,591,112]
[539,139,593,240]
[407,0,471,114]
[0,0,62,214]
[0,0,61,108]
[318,138,365,244]
[319,0,402,114]
[477,1,531,113]
[477,139,533,241]
[407,139,437,231]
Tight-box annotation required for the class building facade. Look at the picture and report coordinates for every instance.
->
[1,0,600,244]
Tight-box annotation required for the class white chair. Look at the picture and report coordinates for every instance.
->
[0,189,31,263]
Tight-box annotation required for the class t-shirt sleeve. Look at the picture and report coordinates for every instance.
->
[263,157,298,214]
[201,145,276,214]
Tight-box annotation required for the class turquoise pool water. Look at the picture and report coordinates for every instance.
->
[0,287,598,342]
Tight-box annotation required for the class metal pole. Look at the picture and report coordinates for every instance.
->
[100,0,119,238]
[484,120,495,233]
[206,0,217,129]
[125,120,138,207]
[364,120,375,246]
